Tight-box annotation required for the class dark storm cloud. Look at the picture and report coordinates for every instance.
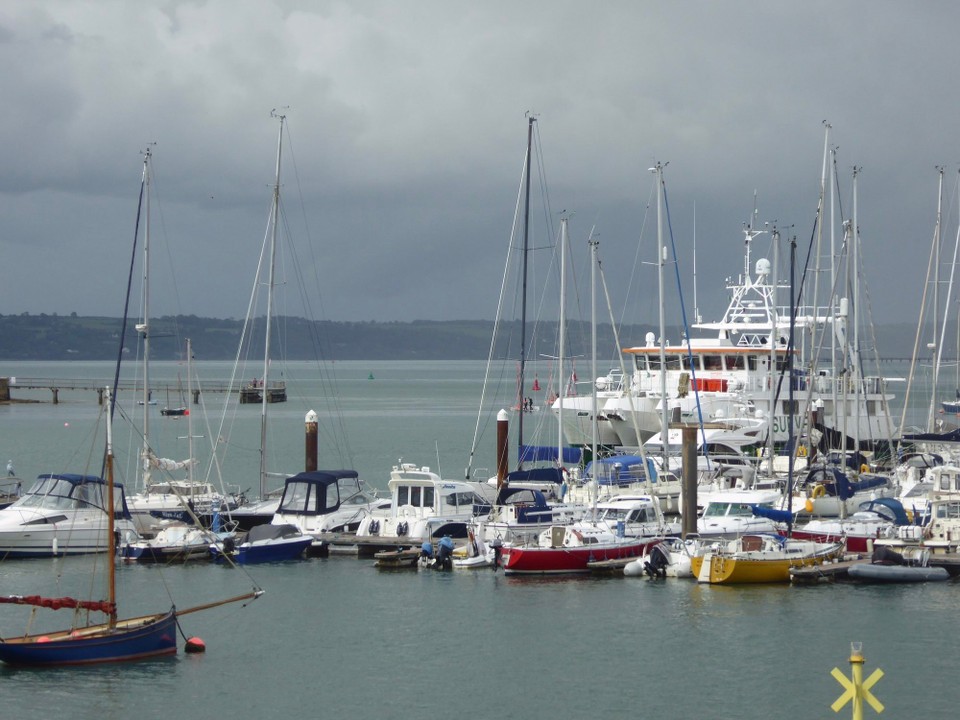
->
[2,1,958,327]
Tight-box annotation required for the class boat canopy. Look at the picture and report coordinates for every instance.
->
[18,474,131,518]
[585,455,658,486]
[277,470,360,516]
[801,466,889,501]
[858,498,910,526]
[518,445,582,464]
[495,486,549,506]
[898,452,944,468]
[902,428,960,444]
[246,523,303,543]
[505,468,564,485]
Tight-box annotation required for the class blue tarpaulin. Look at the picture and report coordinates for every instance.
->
[517,445,583,464]
[750,505,793,524]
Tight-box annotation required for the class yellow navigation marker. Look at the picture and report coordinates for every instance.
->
[831,642,884,718]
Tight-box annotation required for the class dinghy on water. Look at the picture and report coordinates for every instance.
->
[847,546,950,583]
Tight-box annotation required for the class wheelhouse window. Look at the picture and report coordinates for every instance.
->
[703,355,723,371]
[443,491,476,510]
[725,355,745,370]
[936,502,960,520]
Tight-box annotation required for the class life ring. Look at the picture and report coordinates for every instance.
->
[811,484,826,499]
[860,464,869,474]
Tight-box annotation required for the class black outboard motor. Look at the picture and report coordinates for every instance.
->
[434,536,454,571]
[872,545,906,566]
[491,537,503,570]
[643,544,669,579]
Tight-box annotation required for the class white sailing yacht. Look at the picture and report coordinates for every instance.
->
[124,150,235,532]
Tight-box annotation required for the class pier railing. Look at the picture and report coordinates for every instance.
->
[1,377,239,405]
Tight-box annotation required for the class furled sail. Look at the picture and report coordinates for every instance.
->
[0,595,115,615]
[144,451,193,473]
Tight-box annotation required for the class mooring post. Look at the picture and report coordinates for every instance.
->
[681,423,697,538]
[51,387,59,404]
[97,388,105,405]
[192,389,201,405]
[496,409,509,489]
[305,410,318,472]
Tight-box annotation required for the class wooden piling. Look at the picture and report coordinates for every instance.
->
[305,410,318,472]
[496,409,509,489]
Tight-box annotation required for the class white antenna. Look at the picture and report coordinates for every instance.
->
[693,201,700,323]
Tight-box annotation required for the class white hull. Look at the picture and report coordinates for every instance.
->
[0,510,136,557]
[552,393,625,446]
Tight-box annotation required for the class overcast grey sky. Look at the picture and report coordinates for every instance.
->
[2,1,958,329]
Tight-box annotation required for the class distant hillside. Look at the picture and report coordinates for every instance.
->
[0,312,929,362]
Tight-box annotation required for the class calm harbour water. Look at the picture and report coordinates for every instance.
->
[1,360,957,719]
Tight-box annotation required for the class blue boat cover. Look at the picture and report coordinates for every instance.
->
[802,466,890,501]
[857,498,910,526]
[902,428,960,443]
[751,505,793,524]
[518,445,583,464]
[505,467,564,485]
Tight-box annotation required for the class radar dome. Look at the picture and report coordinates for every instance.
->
[755,258,771,276]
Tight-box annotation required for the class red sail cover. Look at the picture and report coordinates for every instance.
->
[0,595,115,615]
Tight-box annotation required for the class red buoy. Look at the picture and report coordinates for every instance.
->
[184,636,206,653]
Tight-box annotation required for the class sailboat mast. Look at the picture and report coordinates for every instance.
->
[589,230,599,466]
[517,115,535,463]
[260,113,284,498]
[140,148,152,487]
[768,229,780,465]
[186,338,194,484]
[654,163,668,457]
[852,168,862,450]
[929,167,944,429]
[557,217,567,460]
[105,389,118,629]
[787,236,797,531]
